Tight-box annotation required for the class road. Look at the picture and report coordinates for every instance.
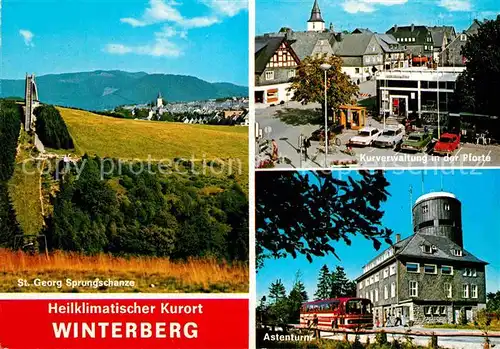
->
[255,101,499,169]
[319,326,500,349]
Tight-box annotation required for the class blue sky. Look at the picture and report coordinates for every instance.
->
[257,169,500,300]
[1,0,248,85]
[257,0,499,35]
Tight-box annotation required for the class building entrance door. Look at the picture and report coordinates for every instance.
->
[391,96,408,117]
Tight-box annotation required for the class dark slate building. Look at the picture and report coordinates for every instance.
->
[386,24,434,65]
[440,20,482,67]
[356,192,488,326]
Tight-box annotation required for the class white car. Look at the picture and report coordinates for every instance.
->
[372,124,405,148]
[349,127,381,146]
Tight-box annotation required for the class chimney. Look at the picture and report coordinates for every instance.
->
[394,24,398,32]
[329,22,334,32]
[411,23,415,32]
[336,32,343,41]
[396,234,401,242]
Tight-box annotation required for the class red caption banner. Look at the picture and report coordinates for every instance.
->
[0,299,249,349]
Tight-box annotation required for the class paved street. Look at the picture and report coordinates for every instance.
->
[319,327,500,349]
[255,101,500,169]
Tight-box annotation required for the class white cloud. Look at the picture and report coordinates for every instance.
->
[438,0,471,11]
[201,0,248,17]
[342,1,375,13]
[120,0,220,29]
[342,0,406,13]
[105,26,184,57]
[19,29,34,47]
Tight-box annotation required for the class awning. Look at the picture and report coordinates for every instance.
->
[412,56,428,63]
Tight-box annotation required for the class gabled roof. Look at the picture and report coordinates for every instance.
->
[285,31,336,60]
[375,34,404,53]
[254,36,294,74]
[352,28,373,34]
[333,33,381,57]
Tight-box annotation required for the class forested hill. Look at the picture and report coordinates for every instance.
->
[0,70,248,111]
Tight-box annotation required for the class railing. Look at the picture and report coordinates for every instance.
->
[289,324,500,348]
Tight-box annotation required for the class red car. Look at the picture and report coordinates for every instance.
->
[433,133,461,155]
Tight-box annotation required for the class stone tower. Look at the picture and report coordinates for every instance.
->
[24,74,40,132]
[156,91,164,108]
[307,0,325,32]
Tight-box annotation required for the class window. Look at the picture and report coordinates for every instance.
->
[463,268,477,277]
[370,276,374,284]
[391,282,396,298]
[434,307,441,315]
[425,306,432,315]
[370,290,374,302]
[441,265,453,275]
[441,306,447,315]
[422,205,429,213]
[444,203,451,211]
[424,264,437,274]
[463,284,469,298]
[390,264,396,276]
[460,34,467,41]
[288,70,295,78]
[365,292,369,299]
[365,279,369,287]
[355,68,360,74]
[375,289,379,302]
[406,262,420,273]
[471,284,478,298]
[409,281,418,297]
[359,282,363,290]
[452,249,463,256]
[265,71,274,81]
[375,273,380,282]
[444,283,452,298]
[384,285,389,299]
[383,268,389,278]
[422,245,433,254]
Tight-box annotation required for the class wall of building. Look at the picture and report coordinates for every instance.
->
[254,82,294,104]
[256,67,295,87]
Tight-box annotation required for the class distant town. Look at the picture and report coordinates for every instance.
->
[117,94,249,126]
[255,0,500,168]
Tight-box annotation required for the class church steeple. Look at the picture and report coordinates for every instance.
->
[307,0,325,32]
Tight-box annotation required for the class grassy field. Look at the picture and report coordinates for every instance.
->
[0,249,248,293]
[7,129,44,236]
[57,107,248,165]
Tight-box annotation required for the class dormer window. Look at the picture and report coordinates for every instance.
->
[444,204,451,211]
[421,245,434,254]
[452,249,463,257]
[422,205,429,213]
[460,34,467,41]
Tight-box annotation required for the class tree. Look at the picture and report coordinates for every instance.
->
[450,16,500,118]
[268,279,286,304]
[288,272,309,323]
[314,265,332,300]
[289,54,359,117]
[256,170,393,266]
[331,266,351,297]
[486,291,500,312]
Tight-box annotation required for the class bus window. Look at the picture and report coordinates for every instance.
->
[346,299,372,315]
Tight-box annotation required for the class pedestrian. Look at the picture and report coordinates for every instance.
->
[271,139,279,162]
[303,136,311,159]
[394,311,402,326]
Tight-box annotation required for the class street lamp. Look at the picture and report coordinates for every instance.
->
[437,70,443,138]
[320,63,331,167]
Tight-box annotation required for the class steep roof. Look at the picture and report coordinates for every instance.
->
[285,31,336,60]
[352,28,373,34]
[333,33,380,56]
[254,36,287,74]
[375,33,404,53]
[308,0,324,23]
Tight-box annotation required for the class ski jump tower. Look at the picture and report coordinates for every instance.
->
[24,74,40,132]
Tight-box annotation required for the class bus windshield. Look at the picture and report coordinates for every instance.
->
[303,300,340,312]
[345,299,372,315]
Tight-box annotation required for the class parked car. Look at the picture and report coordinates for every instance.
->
[348,127,381,147]
[401,132,433,152]
[372,124,405,148]
[309,123,344,142]
[433,133,461,155]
